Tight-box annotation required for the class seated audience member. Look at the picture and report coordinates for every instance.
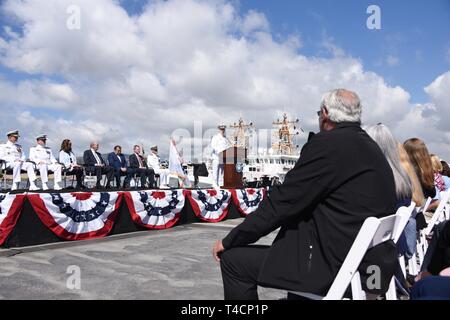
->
[129,145,154,188]
[147,146,170,188]
[29,134,62,191]
[108,145,132,188]
[366,124,417,260]
[397,142,426,258]
[431,154,447,193]
[413,221,450,297]
[411,273,450,300]
[440,160,450,190]
[59,139,85,189]
[213,89,398,300]
[0,130,39,191]
[404,138,438,212]
[83,142,114,189]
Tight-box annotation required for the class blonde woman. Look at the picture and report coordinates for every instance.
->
[398,143,425,207]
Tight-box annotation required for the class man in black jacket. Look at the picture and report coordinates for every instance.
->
[129,145,155,188]
[213,89,398,299]
[83,142,114,189]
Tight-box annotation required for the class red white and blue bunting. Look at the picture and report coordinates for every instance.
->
[124,190,185,229]
[186,189,232,222]
[0,193,25,245]
[28,192,122,240]
[231,188,266,216]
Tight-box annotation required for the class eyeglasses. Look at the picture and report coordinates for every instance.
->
[317,106,327,117]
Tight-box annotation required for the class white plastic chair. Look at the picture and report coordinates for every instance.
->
[288,205,413,300]
[424,191,450,236]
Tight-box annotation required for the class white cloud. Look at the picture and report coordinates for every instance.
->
[0,0,449,161]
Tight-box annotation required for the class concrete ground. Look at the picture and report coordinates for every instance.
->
[0,218,284,300]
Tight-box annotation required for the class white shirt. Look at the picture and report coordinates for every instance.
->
[29,144,57,165]
[210,133,231,160]
[91,148,102,165]
[59,150,78,169]
[147,153,161,170]
[0,140,26,163]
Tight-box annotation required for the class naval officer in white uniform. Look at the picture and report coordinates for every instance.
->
[0,130,39,191]
[210,124,231,188]
[29,134,62,190]
[147,145,170,188]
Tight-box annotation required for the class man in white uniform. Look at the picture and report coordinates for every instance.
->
[147,146,170,188]
[29,134,62,191]
[0,130,39,191]
[210,125,231,188]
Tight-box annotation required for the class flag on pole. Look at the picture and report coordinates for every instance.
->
[169,139,191,188]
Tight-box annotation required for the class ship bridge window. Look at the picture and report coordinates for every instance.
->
[281,159,285,164]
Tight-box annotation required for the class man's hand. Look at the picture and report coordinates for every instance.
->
[212,240,225,262]
[121,168,127,172]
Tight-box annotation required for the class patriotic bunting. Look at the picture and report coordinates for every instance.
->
[0,193,25,245]
[231,188,266,216]
[124,190,185,229]
[27,192,122,240]
[186,189,231,222]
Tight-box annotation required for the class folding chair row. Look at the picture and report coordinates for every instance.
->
[286,202,414,300]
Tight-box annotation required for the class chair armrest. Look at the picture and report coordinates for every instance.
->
[27,160,37,170]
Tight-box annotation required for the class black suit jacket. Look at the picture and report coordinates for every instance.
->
[222,122,397,295]
[129,153,148,169]
[83,149,106,166]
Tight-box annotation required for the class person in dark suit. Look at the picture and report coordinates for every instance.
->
[107,145,132,188]
[83,142,114,189]
[212,89,398,299]
[129,145,154,188]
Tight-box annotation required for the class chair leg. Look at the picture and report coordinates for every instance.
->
[385,277,397,300]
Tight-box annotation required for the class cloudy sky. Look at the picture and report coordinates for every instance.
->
[0,0,449,160]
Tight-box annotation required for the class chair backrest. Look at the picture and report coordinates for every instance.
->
[392,201,416,243]
[425,191,450,235]
[323,204,414,300]
[419,197,432,214]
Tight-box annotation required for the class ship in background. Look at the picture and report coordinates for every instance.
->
[231,114,302,184]
[184,114,302,187]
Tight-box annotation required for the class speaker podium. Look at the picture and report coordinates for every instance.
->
[219,147,247,189]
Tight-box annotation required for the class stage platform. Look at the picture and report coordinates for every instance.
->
[0,187,267,248]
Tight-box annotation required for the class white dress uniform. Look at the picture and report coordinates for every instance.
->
[210,131,231,188]
[29,143,62,189]
[147,152,170,187]
[0,141,37,188]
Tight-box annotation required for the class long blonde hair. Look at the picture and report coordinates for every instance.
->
[398,142,425,206]
[404,138,435,190]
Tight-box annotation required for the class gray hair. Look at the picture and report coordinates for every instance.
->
[320,89,362,123]
[366,124,412,200]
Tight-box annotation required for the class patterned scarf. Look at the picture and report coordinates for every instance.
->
[434,172,446,192]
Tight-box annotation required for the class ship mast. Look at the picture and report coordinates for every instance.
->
[229,118,254,149]
[272,113,301,155]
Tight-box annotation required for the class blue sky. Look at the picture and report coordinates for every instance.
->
[119,0,450,103]
[0,0,449,159]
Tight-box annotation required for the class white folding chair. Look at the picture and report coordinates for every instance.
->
[409,191,450,273]
[424,191,450,236]
[288,205,413,300]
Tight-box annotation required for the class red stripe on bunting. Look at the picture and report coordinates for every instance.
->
[27,193,123,241]
[231,188,266,217]
[123,192,181,230]
[0,194,25,246]
[184,190,230,223]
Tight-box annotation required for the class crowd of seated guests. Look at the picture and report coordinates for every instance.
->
[364,126,450,299]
